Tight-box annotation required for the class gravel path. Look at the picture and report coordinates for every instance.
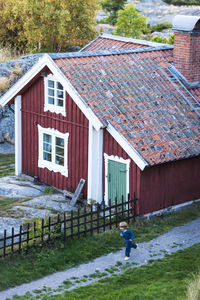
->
[0,217,200,299]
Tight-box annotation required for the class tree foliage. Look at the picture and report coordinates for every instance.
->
[101,0,127,25]
[0,0,99,52]
[113,4,148,39]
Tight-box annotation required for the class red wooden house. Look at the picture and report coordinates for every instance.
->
[1,15,200,215]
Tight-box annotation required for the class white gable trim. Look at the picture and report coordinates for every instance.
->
[106,122,148,171]
[0,54,103,131]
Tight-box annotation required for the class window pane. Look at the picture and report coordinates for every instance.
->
[44,142,52,152]
[56,155,64,166]
[44,134,52,143]
[57,82,63,90]
[56,137,64,147]
[43,152,52,162]
[48,97,54,105]
[57,90,63,98]
[56,147,64,157]
[48,80,54,88]
[57,99,63,107]
[48,89,54,96]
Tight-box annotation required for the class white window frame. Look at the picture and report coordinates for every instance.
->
[44,74,66,116]
[104,153,130,205]
[38,125,69,177]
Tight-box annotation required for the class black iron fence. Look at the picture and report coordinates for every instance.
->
[0,193,137,258]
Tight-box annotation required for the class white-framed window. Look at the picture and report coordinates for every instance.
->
[44,74,66,116]
[38,125,69,177]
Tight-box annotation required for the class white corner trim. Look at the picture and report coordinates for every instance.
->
[44,74,66,117]
[106,122,148,171]
[15,95,22,175]
[87,122,103,203]
[38,124,69,177]
[104,153,130,205]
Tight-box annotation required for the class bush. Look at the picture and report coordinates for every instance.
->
[151,34,174,45]
[149,22,172,33]
[163,0,200,5]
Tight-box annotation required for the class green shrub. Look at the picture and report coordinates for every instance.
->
[149,22,172,33]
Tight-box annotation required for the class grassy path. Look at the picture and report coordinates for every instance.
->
[1,217,200,299]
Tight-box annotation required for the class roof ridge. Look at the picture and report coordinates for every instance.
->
[99,33,169,47]
[49,45,173,60]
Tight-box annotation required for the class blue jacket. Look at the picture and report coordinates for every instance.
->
[120,229,134,241]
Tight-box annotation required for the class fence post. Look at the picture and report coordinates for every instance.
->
[121,195,124,219]
[109,199,112,230]
[77,208,80,238]
[19,225,22,253]
[133,192,137,222]
[103,200,106,232]
[71,211,73,239]
[127,193,130,223]
[64,213,66,240]
[26,223,30,253]
[84,205,87,237]
[3,229,6,257]
[41,219,44,243]
[90,205,93,236]
[48,217,51,241]
[97,204,100,234]
[33,221,36,245]
[57,214,61,233]
[11,227,14,253]
[115,197,118,228]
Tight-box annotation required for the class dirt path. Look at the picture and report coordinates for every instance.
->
[0,217,200,299]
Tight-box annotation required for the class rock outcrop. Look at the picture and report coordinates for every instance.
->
[0,54,42,147]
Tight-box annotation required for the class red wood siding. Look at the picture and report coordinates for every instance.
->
[140,156,200,214]
[21,74,89,196]
[103,129,141,210]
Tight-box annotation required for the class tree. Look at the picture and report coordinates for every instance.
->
[114,4,148,39]
[101,0,127,25]
[0,0,99,52]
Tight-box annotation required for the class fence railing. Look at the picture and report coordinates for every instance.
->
[0,193,137,258]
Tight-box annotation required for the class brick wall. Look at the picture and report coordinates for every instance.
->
[174,31,200,83]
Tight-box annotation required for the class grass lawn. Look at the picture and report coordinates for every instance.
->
[0,153,15,178]
[0,202,200,291]
[42,243,200,300]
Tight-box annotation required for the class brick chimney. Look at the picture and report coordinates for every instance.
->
[173,15,200,83]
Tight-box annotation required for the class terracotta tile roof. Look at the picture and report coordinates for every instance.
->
[81,34,167,52]
[52,47,200,167]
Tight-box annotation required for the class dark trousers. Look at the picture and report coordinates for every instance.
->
[125,240,137,257]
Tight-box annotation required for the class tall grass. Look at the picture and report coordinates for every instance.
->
[0,62,22,92]
[186,271,200,300]
[0,47,21,63]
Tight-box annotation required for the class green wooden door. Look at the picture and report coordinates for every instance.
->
[108,160,127,205]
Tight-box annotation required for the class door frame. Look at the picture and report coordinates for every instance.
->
[104,153,130,205]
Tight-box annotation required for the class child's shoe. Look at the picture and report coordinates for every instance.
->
[124,256,130,260]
